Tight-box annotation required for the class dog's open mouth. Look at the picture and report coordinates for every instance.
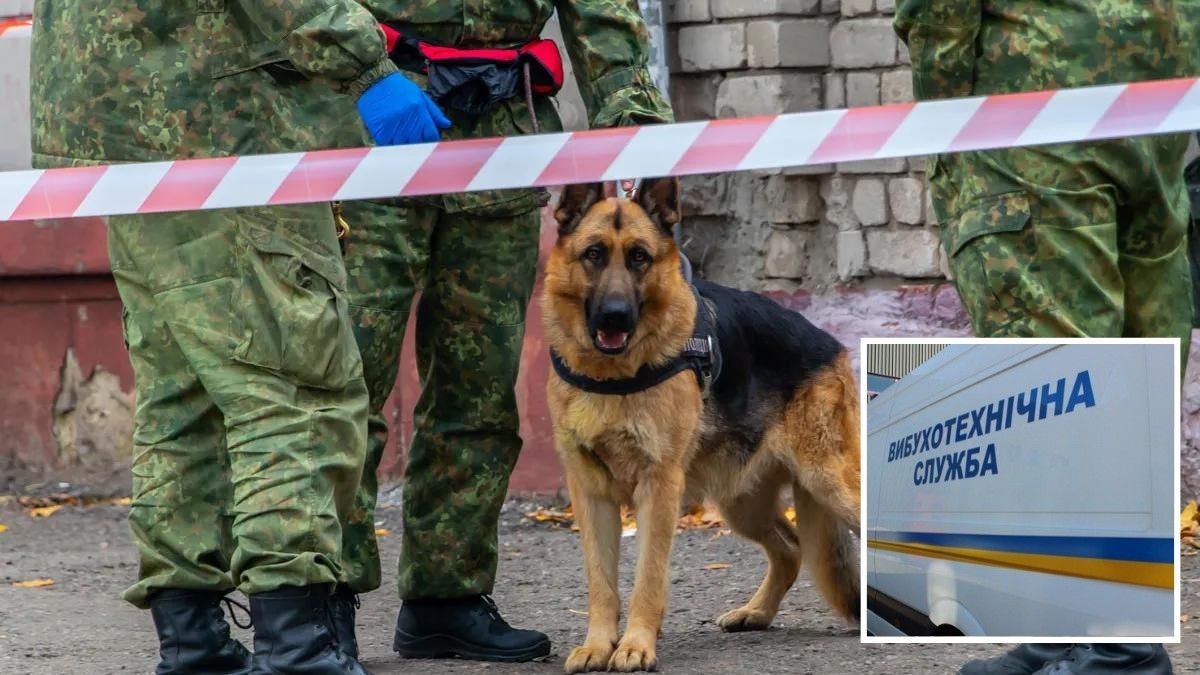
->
[594,329,630,354]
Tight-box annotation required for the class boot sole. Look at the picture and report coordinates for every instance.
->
[393,628,551,663]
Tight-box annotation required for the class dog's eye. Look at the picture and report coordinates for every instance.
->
[582,246,605,264]
[628,247,650,265]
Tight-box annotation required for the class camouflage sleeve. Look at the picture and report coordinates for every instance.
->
[893,0,982,100]
[553,0,674,127]
[233,0,398,96]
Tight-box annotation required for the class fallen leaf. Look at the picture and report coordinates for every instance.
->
[1183,501,1199,538]
[374,528,390,537]
[567,609,588,616]
[26,505,63,518]
[13,578,54,588]
[0,524,7,534]
[703,563,732,571]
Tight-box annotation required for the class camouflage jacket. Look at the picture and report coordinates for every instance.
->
[895,1,1200,100]
[359,0,672,129]
[31,0,398,167]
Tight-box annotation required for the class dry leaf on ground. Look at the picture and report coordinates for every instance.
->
[26,505,63,518]
[1183,501,1199,538]
[374,528,390,537]
[13,578,55,588]
[0,524,7,534]
[703,563,732,570]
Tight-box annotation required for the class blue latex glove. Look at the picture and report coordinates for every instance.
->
[357,73,451,145]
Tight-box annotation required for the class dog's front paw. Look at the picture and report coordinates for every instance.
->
[565,642,614,673]
[607,634,657,672]
[717,605,774,632]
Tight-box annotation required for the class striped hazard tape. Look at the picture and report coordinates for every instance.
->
[2,76,1199,222]
[0,16,31,37]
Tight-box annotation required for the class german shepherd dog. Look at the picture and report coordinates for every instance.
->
[542,178,861,673]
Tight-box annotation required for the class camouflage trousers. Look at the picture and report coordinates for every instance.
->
[932,135,1195,351]
[337,197,542,599]
[109,204,369,608]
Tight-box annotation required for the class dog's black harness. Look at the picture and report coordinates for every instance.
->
[549,253,723,396]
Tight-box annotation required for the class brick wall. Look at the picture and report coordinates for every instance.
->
[666,0,945,291]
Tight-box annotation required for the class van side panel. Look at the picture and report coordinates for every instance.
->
[866,343,1175,637]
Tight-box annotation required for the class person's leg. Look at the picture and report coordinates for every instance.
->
[1117,134,1194,354]
[332,198,435,656]
[130,204,370,672]
[392,204,550,661]
[108,213,250,674]
[932,146,1125,339]
[336,198,434,594]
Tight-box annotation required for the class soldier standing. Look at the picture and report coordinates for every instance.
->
[895,1,1194,673]
[29,1,446,673]
[325,0,674,662]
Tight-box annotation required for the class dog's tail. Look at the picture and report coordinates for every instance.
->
[793,484,860,624]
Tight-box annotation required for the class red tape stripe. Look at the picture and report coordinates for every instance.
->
[672,117,774,175]
[270,148,369,205]
[808,104,914,164]
[11,166,107,220]
[536,127,638,186]
[401,137,504,195]
[138,156,238,213]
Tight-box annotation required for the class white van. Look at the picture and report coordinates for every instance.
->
[865,341,1177,638]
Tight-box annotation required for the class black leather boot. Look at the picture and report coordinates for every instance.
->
[327,585,361,660]
[249,584,369,675]
[149,589,252,675]
[393,595,550,662]
[1033,644,1172,675]
[959,644,1073,675]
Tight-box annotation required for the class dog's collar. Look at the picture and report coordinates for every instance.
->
[550,254,722,396]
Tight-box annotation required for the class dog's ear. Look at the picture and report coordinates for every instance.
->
[635,177,681,234]
[554,183,605,236]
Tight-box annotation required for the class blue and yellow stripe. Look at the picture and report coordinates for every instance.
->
[868,531,1174,590]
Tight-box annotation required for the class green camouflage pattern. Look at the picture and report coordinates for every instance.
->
[897,1,1198,347]
[337,198,542,598]
[111,204,369,608]
[359,0,673,129]
[895,1,1200,99]
[333,0,672,599]
[30,0,396,165]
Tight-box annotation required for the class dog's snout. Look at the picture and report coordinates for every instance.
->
[596,298,636,330]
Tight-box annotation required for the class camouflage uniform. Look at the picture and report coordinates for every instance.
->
[334,0,674,598]
[30,0,397,606]
[896,1,1199,348]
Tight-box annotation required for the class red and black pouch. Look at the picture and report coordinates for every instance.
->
[380,23,565,116]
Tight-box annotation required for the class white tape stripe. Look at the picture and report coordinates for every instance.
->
[879,98,984,160]
[1158,80,1200,134]
[1,25,30,39]
[202,153,303,210]
[468,133,569,192]
[74,161,172,217]
[334,144,435,201]
[1015,84,1125,148]
[0,169,42,220]
[738,110,844,170]
[603,122,707,179]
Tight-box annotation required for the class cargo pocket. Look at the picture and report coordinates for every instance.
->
[232,226,361,391]
[941,192,1041,331]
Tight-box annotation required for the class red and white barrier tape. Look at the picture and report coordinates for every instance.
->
[3,77,1199,222]
[0,16,31,37]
